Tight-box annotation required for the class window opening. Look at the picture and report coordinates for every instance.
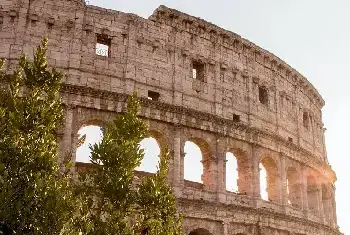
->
[260,163,269,201]
[260,157,278,202]
[303,112,309,129]
[96,34,111,57]
[226,152,238,192]
[259,86,268,105]
[232,114,240,122]
[136,137,160,173]
[184,141,203,183]
[192,61,205,82]
[76,125,104,163]
[287,178,291,205]
[147,90,160,101]
[220,69,225,82]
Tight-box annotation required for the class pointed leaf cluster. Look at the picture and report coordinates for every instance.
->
[0,39,183,235]
[0,39,75,235]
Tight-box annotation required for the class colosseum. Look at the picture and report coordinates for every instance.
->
[0,0,342,234]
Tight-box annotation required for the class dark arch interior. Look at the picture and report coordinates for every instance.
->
[189,228,212,235]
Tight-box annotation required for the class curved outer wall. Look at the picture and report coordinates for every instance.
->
[0,0,342,234]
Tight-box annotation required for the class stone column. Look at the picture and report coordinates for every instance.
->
[301,165,309,217]
[331,186,338,227]
[317,184,324,218]
[59,105,75,164]
[280,153,288,209]
[222,220,229,235]
[216,151,227,203]
[252,145,261,200]
[202,157,218,192]
[216,152,226,192]
[173,126,183,197]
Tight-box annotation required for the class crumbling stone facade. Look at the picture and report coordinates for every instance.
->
[0,0,342,234]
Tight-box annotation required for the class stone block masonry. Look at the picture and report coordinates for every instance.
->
[0,0,342,234]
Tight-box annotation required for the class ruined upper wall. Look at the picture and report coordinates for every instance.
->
[0,0,329,166]
[149,5,325,108]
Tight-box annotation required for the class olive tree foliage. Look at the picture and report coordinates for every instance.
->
[70,94,183,235]
[0,39,76,235]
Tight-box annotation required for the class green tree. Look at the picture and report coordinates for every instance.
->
[0,38,183,235]
[73,94,183,235]
[135,153,183,235]
[0,39,75,234]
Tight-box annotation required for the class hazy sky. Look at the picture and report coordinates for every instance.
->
[86,0,350,233]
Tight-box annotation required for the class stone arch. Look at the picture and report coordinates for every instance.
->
[183,137,211,184]
[260,156,279,202]
[72,107,114,135]
[225,151,238,192]
[137,129,170,174]
[226,148,251,195]
[182,129,216,190]
[188,228,213,235]
[187,137,211,161]
[148,129,171,155]
[183,218,220,235]
[75,120,107,163]
[286,167,302,208]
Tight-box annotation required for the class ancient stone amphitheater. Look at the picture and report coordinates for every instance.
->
[0,0,342,234]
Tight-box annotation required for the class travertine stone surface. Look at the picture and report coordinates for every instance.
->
[0,0,341,234]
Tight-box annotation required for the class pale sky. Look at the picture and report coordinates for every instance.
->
[84,0,350,233]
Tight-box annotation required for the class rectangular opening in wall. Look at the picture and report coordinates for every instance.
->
[233,114,240,122]
[147,91,160,101]
[96,34,111,57]
[220,68,225,82]
[258,86,268,105]
[288,137,293,142]
[192,61,205,82]
[303,112,309,130]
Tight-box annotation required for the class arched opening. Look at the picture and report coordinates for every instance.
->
[259,163,268,201]
[322,184,331,220]
[136,137,160,173]
[226,152,238,193]
[76,125,104,163]
[260,157,279,202]
[188,228,212,235]
[184,141,204,183]
[307,175,318,213]
[286,167,302,208]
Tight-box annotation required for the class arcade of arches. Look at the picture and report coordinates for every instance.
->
[73,121,337,230]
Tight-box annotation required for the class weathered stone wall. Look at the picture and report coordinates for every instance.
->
[0,0,341,234]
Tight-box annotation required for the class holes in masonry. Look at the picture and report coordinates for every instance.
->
[258,86,268,105]
[147,90,160,101]
[288,137,293,142]
[232,114,240,122]
[303,112,310,130]
[96,34,111,57]
[192,61,205,82]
